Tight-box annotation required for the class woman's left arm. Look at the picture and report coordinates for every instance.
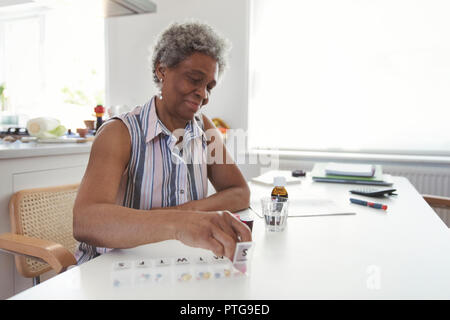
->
[176,114,250,213]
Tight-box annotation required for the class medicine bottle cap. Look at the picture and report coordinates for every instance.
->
[273,176,287,187]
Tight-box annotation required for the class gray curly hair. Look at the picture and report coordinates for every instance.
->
[151,21,231,85]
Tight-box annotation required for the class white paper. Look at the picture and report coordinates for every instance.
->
[287,197,354,217]
[251,170,302,185]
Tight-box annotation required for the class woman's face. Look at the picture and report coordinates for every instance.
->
[157,52,219,122]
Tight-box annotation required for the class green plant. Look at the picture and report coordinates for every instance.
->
[60,68,104,107]
[0,83,5,111]
[61,86,91,106]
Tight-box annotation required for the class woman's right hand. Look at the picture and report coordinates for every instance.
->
[172,210,252,261]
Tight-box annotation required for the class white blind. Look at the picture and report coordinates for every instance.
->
[248,0,450,155]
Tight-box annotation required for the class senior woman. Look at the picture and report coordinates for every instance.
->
[73,22,251,264]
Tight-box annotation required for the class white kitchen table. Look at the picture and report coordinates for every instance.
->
[9,174,450,299]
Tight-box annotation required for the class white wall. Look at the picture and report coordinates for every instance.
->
[105,0,250,131]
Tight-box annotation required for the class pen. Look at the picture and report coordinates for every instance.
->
[350,198,388,210]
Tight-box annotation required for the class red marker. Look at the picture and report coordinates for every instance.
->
[350,198,388,210]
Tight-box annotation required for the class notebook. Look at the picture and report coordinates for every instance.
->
[325,163,375,177]
[311,163,393,186]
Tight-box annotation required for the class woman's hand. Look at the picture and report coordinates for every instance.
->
[173,210,252,261]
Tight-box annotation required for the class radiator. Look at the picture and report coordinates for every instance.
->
[383,166,450,227]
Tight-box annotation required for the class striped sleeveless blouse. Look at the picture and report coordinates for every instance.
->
[75,96,208,264]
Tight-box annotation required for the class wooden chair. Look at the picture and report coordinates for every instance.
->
[0,184,79,285]
[423,194,450,209]
[423,194,450,227]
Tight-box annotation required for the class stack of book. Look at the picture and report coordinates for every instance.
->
[311,162,393,186]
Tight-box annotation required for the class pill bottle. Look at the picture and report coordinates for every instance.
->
[271,176,288,201]
[233,213,254,232]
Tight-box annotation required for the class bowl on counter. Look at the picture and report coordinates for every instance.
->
[76,128,88,138]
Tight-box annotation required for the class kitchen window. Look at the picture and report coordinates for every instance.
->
[0,13,44,122]
[0,1,105,131]
[248,0,450,157]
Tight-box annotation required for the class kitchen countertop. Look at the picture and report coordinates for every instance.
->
[0,140,93,159]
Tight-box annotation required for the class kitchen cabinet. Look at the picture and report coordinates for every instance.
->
[0,141,91,299]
